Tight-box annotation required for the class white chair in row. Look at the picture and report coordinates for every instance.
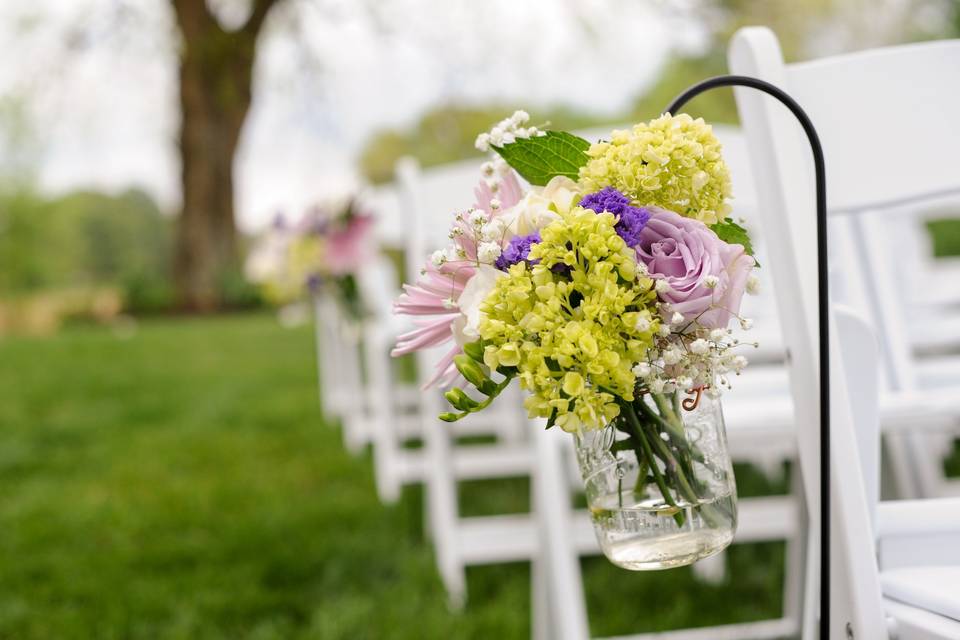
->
[730,26,960,637]
[392,157,540,607]
[354,255,425,502]
[313,293,369,454]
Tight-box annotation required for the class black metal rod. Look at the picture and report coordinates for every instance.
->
[665,75,829,637]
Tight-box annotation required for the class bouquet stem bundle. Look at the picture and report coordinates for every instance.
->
[613,392,727,529]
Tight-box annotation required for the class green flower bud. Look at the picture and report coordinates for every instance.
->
[445,388,479,411]
[462,341,484,362]
[438,412,461,423]
[454,354,487,388]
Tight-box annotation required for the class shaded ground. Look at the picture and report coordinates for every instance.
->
[0,313,791,638]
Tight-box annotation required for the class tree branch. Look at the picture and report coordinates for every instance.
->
[171,0,219,40]
[242,0,282,37]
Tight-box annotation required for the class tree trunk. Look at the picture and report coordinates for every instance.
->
[172,0,279,311]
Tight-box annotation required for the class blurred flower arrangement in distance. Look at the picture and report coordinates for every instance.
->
[245,197,374,321]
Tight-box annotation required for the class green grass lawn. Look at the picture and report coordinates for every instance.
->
[0,314,788,639]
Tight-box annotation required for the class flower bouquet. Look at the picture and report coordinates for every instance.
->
[393,112,759,569]
[246,197,374,321]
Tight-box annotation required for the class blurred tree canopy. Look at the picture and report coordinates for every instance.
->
[359,0,957,183]
[359,106,617,185]
[358,56,740,185]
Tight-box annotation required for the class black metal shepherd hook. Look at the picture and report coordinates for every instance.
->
[664,75,829,637]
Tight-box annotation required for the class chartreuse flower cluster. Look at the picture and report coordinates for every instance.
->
[579,113,732,225]
[475,207,659,432]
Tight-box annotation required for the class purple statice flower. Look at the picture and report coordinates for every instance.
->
[579,186,651,248]
[495,231,541,271]
[305,273,324,293]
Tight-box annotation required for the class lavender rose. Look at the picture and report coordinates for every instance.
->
[636,207,755,329]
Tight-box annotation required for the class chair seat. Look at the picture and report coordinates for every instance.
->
[881,566,960,622]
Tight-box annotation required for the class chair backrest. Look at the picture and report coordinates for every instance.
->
[362,182,405,251]
[356,253,400,323]
[784,40,960,215]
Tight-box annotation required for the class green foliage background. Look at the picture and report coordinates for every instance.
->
[0,188,174,312]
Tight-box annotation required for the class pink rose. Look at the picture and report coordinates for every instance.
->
[637,207,755,329]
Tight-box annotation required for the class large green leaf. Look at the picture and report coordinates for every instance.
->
[709,218,760,267]
[493,131,591,186]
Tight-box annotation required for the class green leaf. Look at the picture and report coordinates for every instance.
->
[709,218,760,267]
[492,131,591,186]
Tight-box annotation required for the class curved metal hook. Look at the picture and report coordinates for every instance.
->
[664,75,829,636]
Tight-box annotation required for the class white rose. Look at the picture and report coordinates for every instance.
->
[450,265,505,347]
[500,176,579,236]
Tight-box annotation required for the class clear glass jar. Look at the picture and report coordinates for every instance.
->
[575,390,737,570]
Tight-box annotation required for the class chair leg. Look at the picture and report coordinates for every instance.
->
[532,557,553,640]
[782,465,807,629]
[693,552,727,584]
[884,432,926,499]
[365,333,402,504]
[314,298,335,422]
[800,521,819,640]
[423,388,467,608]
[533,427,590,640]
[340,343,368,455]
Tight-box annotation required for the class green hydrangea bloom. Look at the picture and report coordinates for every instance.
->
[578,113,732,225]
[478,207,659,432]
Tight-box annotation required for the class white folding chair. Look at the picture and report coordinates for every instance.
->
[730,26,960,637]
[393,157,540,606]
[313,292,369,454]
[354,255,426,502]
[313,180,410,463]
[850,305,960,639]
[730,28,960,503]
